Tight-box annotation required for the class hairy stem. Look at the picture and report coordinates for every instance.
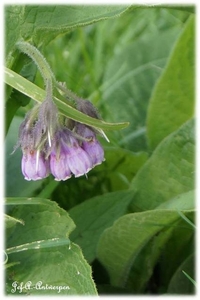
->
[16,41,54,93]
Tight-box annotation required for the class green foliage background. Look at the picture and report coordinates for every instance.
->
[5,5,195,295]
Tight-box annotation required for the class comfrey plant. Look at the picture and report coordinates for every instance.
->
[14,42,107,181]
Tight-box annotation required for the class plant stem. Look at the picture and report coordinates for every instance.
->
[16,41,80,105]
[16,41,54,91]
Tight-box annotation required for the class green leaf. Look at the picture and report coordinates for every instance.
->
[96,284,132,295]
[23,5,131,46]
[5,197,60,205]
[123,221,174,293]
[161,5,195,14]
[155,211,194,290]
[134,213,194,294]
[5,214,24,228]
[5,261,20,270]
[6,198,97,295]
[5,6,24,67]
[155,190,195,211]
[177,210,196,229]
[147,16,195,149]
[167,254,195,294]
[69,190,134,263]
[6,197,75,245]
[4,67,129,131]
[129,119,195,212]
[6,244,97,295]
[97,209,193,289]
[101,22,186,151]
[5,5,131,62]
[7,238,70,254]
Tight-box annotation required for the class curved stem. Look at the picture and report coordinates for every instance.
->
[16,41,54,91]
[16,42,74,105]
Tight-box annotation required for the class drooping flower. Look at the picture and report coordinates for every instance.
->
[50,150,71,181]
[67,144,92,178]
[16,96,58,181]
[49,130,71,181]
[15,87,107,181]
[21,148,49,181]
[50,128,92,178]
[75,123,105,167]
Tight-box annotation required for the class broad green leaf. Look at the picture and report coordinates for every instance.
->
[123,222,174,293]
[6,198,75,245]
[156,212,194,290]
[22,5,131,46]
[101,24,186,151]
[69,190,134,263]
[4,68,129,131]
[167,254,195,294]
[5,6,24,67]
[6,244,97,295]
[155,190,195,211]
[5,5,131,62]
[147,16,195,149]
[129,119,194,212]
[6,198,97,295]
[97,209,193,288]
[125,212,194,293]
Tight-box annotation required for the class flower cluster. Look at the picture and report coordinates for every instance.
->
[16,97,105,181]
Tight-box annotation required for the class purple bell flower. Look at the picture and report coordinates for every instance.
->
[50,150,72,181]
[21,148,49,181]
[76,124,105,167]
[49,132,72,181]
[50,129,92,178]
[15,90,106,181]
[67,145,92,177]
[82,139,104,167]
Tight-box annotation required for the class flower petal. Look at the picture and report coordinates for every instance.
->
[50,152,71,181]
[82,139,105,166]
[22,149,49,181]
[67,147,92,177]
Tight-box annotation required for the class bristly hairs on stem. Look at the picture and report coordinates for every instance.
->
[16,41,77,106]
[16,41,54,93]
